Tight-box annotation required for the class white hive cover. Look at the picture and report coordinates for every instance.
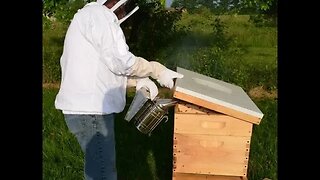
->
[174,67,264,120]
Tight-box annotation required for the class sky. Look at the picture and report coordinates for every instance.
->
[165,0,173,8]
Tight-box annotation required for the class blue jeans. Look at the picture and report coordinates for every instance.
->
[64,114,117,180]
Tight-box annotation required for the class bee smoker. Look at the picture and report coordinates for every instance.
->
[124,87,177,136]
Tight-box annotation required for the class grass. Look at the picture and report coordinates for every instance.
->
[249,99,277,180]
[42,18,68,83]
[241,47,277,69]
[43,88,84,179]
[163,12,277,66]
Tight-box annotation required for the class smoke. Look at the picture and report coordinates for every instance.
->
[161,32,213,71]
[161,39,193,70]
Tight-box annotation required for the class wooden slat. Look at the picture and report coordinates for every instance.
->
[174,113,252,137]
[173,173,247,180]
[175,103,214,114]
[173,133,250,177]
[173,91,261,125]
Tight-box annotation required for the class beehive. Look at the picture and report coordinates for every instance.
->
[172,67,264,180]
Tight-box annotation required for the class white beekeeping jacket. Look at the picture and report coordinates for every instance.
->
[55,2,136,114]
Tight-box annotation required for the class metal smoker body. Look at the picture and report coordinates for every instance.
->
[125,87,176,136]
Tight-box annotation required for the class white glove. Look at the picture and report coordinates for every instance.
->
[136,77,158,100]
[157,68,184,89]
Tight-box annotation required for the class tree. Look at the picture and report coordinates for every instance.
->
[171,0,277,15]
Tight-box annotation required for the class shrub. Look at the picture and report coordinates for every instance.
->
[249,14,277,27]
[124,1,184,59]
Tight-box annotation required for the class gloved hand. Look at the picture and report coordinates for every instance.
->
[157,68,184,89]
[136,77,158,100]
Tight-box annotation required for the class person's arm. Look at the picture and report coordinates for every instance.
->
[89,10,136,76]
[128,57,183,89]
[89,9,183,88]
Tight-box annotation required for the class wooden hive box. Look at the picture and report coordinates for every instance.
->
[172,67,264,180]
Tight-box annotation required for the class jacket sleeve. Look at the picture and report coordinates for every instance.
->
[87,8,167,79]
[127,57,166,80]
[90,10,136,75]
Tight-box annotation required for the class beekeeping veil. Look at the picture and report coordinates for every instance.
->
[97,0,139,24]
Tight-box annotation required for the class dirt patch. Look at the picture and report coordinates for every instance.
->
[43,83,60,89]
[248,86,277,99]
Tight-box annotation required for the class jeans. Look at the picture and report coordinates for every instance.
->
[64,114,117,180]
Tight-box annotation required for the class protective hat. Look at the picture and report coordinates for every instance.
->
[97,0,139,24]
[97,0,108,5]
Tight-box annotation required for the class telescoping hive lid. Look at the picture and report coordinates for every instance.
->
[173,67,264,125]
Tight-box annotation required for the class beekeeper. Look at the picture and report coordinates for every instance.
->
[54,0,183,179]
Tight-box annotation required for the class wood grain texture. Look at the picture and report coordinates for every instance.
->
[173,173,248,180]
[173,133,250,177]
[173,91,261,125]
[174,113,252,136]
[174,103,252,136]
[175,103,215,114]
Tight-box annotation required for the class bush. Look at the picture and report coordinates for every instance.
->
[54,0,87,25]
[187,17,247,86]
[246,63,277,90]
[124,1,184,59]
[249,14,277,27]
[190,46,276,92]
[182,16,277,92]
